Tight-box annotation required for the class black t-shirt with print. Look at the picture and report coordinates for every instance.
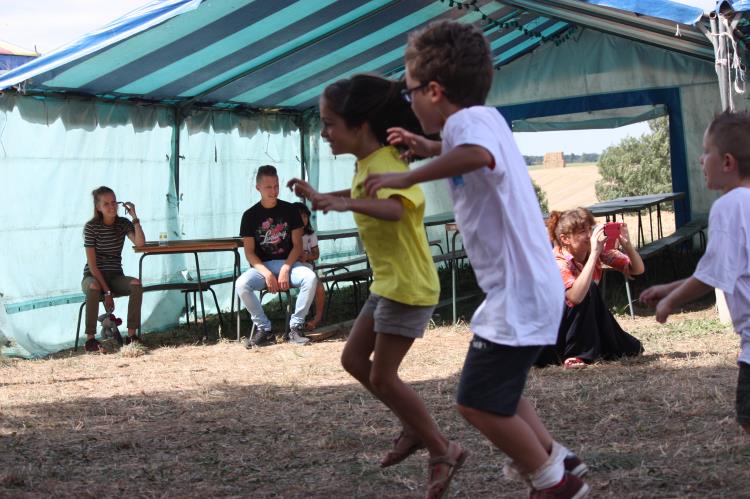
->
[239,200,303,262]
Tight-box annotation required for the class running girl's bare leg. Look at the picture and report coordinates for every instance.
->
[369,332,448,458]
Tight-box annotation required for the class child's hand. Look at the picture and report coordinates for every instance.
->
[287,178,318,200]
[386,127,435,160]
[104,294,115,313]
[123,202,137,218]
[619,223,632,247]
[264,272,280,293]
[314,195,349,213]
[654,298,673,323]
[590,224,606,256]
[364,172,413,197]
[639,284,671,307]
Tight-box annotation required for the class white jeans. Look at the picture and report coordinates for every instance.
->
[235,260,318,330]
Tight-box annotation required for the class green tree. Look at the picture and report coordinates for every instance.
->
[595,117,671,201]
[533,179,549,214]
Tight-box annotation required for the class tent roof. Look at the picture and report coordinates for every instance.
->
[0,0,746,111]
[0,40,39,57]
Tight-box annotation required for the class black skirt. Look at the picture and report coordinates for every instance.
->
[536,282,643,367]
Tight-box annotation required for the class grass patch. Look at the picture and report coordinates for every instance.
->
[1,305,743,498]
[5,246,742,497]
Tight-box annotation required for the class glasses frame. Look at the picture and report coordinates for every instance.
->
[400,82,429,103]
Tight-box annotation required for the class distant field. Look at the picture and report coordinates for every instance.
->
[528,162,597,170]
[529,164,676,242]
[529,164,601,210]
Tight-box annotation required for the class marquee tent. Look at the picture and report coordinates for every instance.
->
[1,0,748,357]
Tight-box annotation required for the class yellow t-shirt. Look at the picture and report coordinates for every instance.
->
[351,146,440,306]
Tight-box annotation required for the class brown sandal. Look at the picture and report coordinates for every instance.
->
[425,441,468,499]
[380,431,425,468]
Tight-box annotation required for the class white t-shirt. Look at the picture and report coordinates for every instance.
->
[302,232,318,254]
[693,187,750,365]
[441,106,564,346]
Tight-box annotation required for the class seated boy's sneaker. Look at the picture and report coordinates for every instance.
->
[245,328,274,348]
[124,335,142,346]
[564,453,588,478]
[530,473,590,499]
[84,338,106,353]
[287,325,310,345]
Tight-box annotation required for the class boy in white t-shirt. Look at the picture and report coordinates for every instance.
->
[365,20,589,499]
[641,111,750,434]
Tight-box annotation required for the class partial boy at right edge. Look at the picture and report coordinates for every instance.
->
[641,110,750,435]
[365,21,589,498]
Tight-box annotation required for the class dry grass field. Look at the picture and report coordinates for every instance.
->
[1,163,733,498]
[1,302,747,498]
[529,163,601,212]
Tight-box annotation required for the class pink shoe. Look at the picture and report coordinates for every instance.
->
[530,473,590,499]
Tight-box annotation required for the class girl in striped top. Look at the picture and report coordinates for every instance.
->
[81,186,145,352]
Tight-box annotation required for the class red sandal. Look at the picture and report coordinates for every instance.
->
[425,441,468,499]
[380,430,425,468]
[564,357,587,369]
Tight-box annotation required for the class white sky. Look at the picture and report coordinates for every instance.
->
[1,0,655,155]
[0,1,146,54]
[514,122,652,156]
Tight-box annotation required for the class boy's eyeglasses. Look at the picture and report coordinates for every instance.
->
[400,82,428,103]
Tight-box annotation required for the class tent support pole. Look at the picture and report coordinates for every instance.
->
[171,107,182,211]
[299,114,308,182]
[709,12,731,111]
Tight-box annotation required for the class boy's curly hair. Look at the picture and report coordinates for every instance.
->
[405,20,492,107]
[707,110,750,178]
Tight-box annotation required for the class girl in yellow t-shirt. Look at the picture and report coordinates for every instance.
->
[288,74,465,499]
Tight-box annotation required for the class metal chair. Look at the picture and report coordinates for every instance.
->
[181,282,225,330]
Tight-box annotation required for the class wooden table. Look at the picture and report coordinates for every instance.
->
[134,238,242,339]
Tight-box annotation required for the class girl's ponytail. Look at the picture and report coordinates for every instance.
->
[546,211,562,246]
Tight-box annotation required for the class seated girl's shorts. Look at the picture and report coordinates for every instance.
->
[736,362,750,425]
[359,293,434,339]
[456,336,543,416]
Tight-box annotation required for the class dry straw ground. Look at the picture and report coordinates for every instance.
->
[1,302,748,498]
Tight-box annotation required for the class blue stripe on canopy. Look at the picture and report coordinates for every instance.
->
[204,0,440,104]
[3,0,203,90]
[92,0,303,94]
[0,0,734,111]
[270,1,511,108]
[146,0,374,99]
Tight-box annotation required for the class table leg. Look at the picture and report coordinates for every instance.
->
[657,204,663,238]
[451,231,461,325]
[234,249,241,341]
[647,206,654,243]
[193,252,208,339]
[137,253,147,337]
[637,211,645,247]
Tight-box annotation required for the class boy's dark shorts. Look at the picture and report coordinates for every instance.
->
[736,362,750,426]
[456,335,543,416]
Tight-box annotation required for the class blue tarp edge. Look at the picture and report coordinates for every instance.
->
[0,0,203,92]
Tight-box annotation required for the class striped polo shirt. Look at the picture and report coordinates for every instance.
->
[83,217,134,275]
